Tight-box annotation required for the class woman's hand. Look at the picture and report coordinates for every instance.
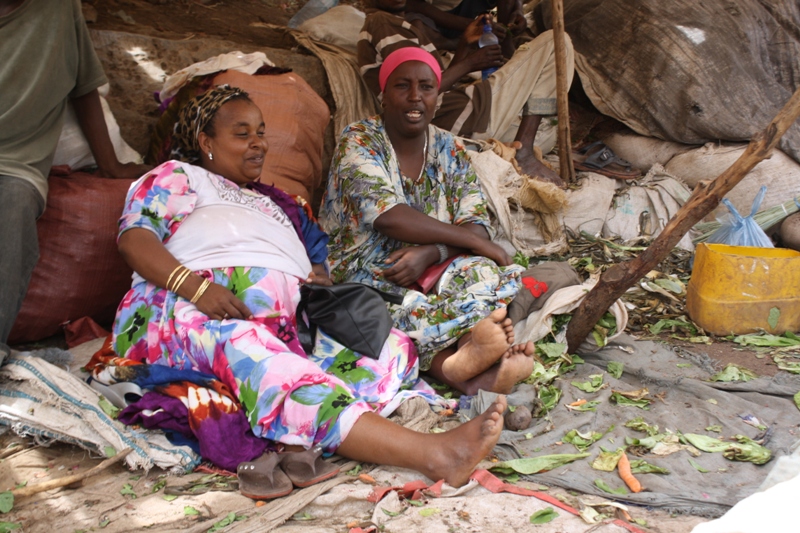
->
[466,44,504,72]
[381,246,439,287]
[470,239,512,266]
[305,263,333,286]
[194,282,254,320]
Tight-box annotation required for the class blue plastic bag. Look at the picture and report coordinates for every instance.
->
[706,185,774,248]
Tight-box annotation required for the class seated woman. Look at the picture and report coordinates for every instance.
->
[321,48,535,396]
[111,86,506,496]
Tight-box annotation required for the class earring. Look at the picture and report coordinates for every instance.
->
[208,152,213,161]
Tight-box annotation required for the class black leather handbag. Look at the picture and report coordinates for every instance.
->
[296,283,401,359]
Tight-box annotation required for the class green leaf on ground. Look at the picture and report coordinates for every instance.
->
[419,508,440,517]
[292,512,315,521]
[625,417,659,436]
[795,392,800,411]
[676,363,692,368]
[629,459,669,474]
[382,508,403,517]
[406,499,424,507]
[491,453,590,475]
[724,435,772,464]
[594,479,628,495]
[733,333,800,347]
[529,507,559,524]
[98,518,110,528]
[566,400,601,412]
[536,343,568,360]
[688,458,709,473]
[151,479,167,493]
[184,506,200,516]
[648,319,697,336]
[591,448,624,472]
[683,434,729,453]
[571,374,605,393]
[563,429,603,452]
[610,392,651,410]
[709,364,757,383]
[705,425,722,433]
[538,385,562,414]
[768,307,780,330]
[207,512,246,531]
[0,493,13,514]
[346,464,362,476]
[0,522,21,533]
[104,447,117,458]
[607,362,623,379]
[120,484,136,498]
[162,494,178,502]
[775,357,800,374]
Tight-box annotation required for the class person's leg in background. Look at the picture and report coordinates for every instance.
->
[0,175,44,364]
[479,29,575,185]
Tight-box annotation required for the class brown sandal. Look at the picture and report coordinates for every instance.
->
[280,446,340,488]
[237,452,293,500]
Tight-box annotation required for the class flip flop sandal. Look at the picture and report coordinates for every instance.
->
[237,453,293,500]
[573,141,640,180]
[87,378,144,409]
[279,446,340,488]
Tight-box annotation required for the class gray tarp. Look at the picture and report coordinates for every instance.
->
[535,0,800,165]
[471,335,800,517]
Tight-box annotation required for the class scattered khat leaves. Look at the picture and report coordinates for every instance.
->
[594,479,628,495]
[120,484,137,499]
[491,453,590,475]
[610,389,652,410]
[563,429,604,452]
[682,434,729,453]
[592,313,618,348]
[607,361,623,379]
[530,507,559,524]
[536,342,568,361]
[419,508,440,517]
[688,458,709,473]
[346,464,362,476]
[794,392,800,411]
[151,479,167,493]
[184,506,200,516]
[724,435,772,465]
[648,318,697,336]
[513,251,531,268]
[629,459,669,474]
[732,332,800,348]
[625,417,659,436]
[208,513,247,532]
[705,425,722,433]
[162,494,178,502]
[709,364,757,383]
[566,399,601,412]
[676,363,692,368]
[97,397,120,419]
[0,522,21,533]
[571,374,606,393]
[538,385,562,415]
[0,493,13,514]
[591,448,624,471]
[774,356,800,374]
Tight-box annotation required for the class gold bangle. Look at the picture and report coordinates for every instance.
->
[171,268,193,294]
[190,278,211,304]
[165,265,184,291]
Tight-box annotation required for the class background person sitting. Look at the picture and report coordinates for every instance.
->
[322,48,535,397]
[357,0,574,186]
[112,85,508,494]
[0,0,149,366]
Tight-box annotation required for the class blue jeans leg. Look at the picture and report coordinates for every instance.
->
[0,175,45,359]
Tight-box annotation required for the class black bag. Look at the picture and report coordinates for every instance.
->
[297,283,401,359]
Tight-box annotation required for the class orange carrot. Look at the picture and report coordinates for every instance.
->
[617,452,643,493]
[568,399,587,407]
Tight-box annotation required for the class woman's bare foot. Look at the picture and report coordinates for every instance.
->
[424,395,507,487]
[441,308,514,383]
[463,341,535,395]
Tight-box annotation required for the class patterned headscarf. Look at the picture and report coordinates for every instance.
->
[171,85,249,163]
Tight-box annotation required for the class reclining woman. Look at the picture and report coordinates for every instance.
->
[321,48,535,396]
[111,86,506,497]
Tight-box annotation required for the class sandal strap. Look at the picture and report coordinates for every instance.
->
[579,142,633,171]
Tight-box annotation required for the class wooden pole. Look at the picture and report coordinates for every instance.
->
[11,448,132,498]
[565,88,800,353]
[551,0,574,184]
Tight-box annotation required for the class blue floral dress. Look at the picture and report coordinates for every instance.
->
[321,117,523,369]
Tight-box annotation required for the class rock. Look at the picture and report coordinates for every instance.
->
[504,405,533,432]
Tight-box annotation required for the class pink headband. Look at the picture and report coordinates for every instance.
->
[379,48,442,92]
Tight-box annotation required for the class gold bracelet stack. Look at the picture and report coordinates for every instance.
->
[171,268,192,294]
[190,278,211,304]
[165,265,184,291]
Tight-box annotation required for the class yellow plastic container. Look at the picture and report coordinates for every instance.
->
[686,243,800,336]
